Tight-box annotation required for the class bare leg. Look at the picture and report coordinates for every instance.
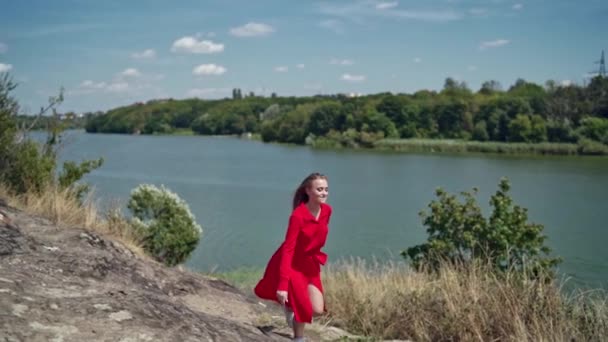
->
[308,284,324,316]
[292,284,325,339]
[293,320,305,338]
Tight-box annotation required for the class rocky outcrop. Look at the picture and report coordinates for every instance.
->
[0,203,341,341]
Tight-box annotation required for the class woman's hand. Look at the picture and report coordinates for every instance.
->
[276,290,288,305]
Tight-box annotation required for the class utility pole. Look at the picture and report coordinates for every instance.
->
[599,50,606,77]
[592,50,606,78]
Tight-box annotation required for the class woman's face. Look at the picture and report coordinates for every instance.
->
[306,178,329,205]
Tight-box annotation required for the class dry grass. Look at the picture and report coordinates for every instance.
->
[322,258,608,341]
[0,184,146,257]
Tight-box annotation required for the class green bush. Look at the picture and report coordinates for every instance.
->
[402,178,561,277]
[0,74,103,196]
[577,138,608,155]
[128,184,202,266]
[58,158,104,199]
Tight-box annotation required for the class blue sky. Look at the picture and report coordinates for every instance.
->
[0,0,606,113]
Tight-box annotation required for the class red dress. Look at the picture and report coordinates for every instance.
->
[254,202,332,323]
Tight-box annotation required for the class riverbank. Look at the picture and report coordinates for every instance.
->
[83,129,608,157]
[373,138,608,156]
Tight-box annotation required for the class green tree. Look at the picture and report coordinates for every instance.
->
[479,80,502,95]
[576,117,608,143]
[508,114,532,142]
[377,95,407,126]
[0,74,103,196]
[0,74,18,173]
[308,102,341,136]
[128,184,202,267]
[546,118,576,143]
[402,178,561,276]
[472,120,489,141]
[529,114,548,142]
[508,79,547,114]
[586,76,608,118]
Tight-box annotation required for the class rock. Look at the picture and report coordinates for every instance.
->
[12,304,28,317]
[0,203,291,341]
[94,303,112,311]
[0,202,362,341]
[109,310,133,322]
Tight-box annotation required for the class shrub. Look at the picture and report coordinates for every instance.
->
[0,74,103,196]
[127,184,202,266]
[402,178,561,277]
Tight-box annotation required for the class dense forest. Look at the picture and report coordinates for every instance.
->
[84,77,608,154]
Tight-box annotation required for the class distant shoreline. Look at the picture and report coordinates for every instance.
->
[372,138,608,156]
[79,130,608,157]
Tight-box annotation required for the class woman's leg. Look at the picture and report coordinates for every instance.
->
[293,320,305,339]
[292,284,324,339]
[308,283,324,316]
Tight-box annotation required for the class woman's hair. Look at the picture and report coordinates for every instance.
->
[292,172,328,210]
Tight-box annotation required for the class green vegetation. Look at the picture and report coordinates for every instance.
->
[322,179,601,341]
[374,139,586,155]
[0,74,103,196]
[128,184,202,267]
[1,73,202,267]
[403,178,561,276]
[85,77,608,155]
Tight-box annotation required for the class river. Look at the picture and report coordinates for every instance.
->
[50,130,608,289]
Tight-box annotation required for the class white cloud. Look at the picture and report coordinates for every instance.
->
[0,43,7,54]
[187,88,230,98]
[73,68,164,95]
[319,19,345,34]
[376,1,398,10]
[230,22,275,37]
[319,2,462,23]
[392,9,461,21]
[274,66,289,72]
[171,37,224,54]
[467,65,478,71]
[121,68,141,77]
[106,82,129,93]
[131,49,156,59]
[341,73,366,82]
[0,63,13,72]
[413,57,422,63]
[193,64,227,76]
[80,80,107,89]
[561,80,572,86]
[330,58,354,66]
[296,64,305,69]
[479,39,510,50]
[513,4,523,10]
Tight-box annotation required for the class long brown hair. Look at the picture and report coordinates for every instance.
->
[292,172,328,210]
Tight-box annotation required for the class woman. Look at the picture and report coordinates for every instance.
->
[254,172,331,341]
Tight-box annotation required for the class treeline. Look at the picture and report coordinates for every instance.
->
[85,77,608,154]
[15,112,96,131]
